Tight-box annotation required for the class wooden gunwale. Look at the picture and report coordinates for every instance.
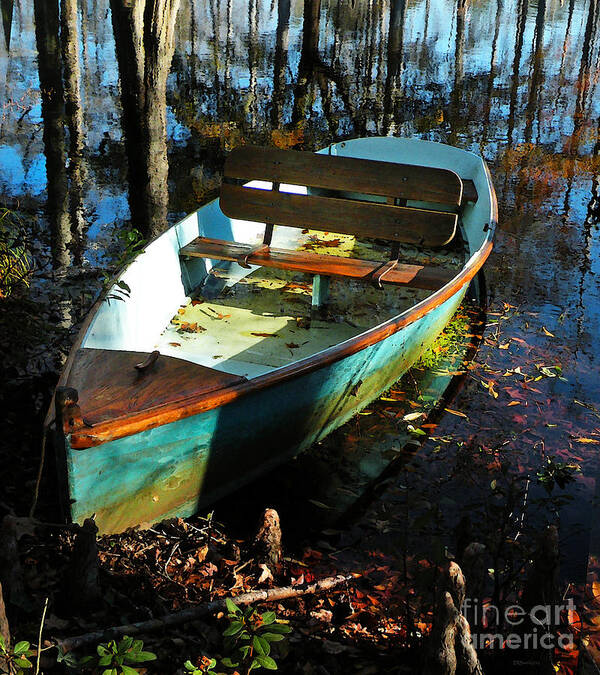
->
[59,161,497,450]
[68,244,495,451]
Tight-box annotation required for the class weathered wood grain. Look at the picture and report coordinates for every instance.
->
[66,349,246,426]
[225,145,464,206]
[220,184,458,247]
[181,237,455,291]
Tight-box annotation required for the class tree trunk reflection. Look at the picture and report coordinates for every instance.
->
[110,0,180,238]
[34,0,70,270]
[61,0,86,264]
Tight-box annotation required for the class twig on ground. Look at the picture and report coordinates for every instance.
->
[56,573,353,654]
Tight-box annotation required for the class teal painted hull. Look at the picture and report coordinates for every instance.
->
[55,136,496,534]
[64,289,464,533]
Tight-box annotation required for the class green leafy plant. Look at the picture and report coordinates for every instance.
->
[416,309,470,370]
[103,228,146,302]
[537,456,580,493]
[0,635,36,674]
[183,656,218,674]
[0,208,33,299]
[220,599,291,672]
[78,636,156,674]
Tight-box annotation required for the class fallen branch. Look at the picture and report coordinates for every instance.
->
[56,573,352,654]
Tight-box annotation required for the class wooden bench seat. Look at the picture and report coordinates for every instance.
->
[181,146,475,296]
[180,237,456,291]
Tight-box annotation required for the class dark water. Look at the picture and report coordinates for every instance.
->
[1,0,600,648]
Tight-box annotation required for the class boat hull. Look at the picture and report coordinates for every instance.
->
[62,288,465,533]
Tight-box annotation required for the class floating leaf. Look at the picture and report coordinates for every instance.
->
[444,408,468,418]
[251,332,278,338]
[542,326,555,337]
[308,499,333,510]
[403,412,423,421]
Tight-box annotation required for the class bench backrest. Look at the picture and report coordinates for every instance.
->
[220,146,466,247]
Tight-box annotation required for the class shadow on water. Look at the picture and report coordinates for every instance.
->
[1,0,600,667]
[209,275,489,543]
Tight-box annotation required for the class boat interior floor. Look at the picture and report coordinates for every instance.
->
[155,232,467,379]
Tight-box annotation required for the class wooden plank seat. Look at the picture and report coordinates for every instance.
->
[180,237,456,291]
[181,146,476,294]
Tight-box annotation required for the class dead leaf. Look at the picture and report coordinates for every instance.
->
[310,608,333,623]
[542,326,555,337]
[308,499,333,510]
[251,332,278,338]
[257,563,274,585]
[178,322,206,333]
[403,412,423,421]
[169,342,181,347]
[445,408,468,418]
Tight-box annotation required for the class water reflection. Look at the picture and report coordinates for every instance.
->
[1,0,12,51]
[1,0,600,650]
[110,0,180,237]
[33,0,70,270]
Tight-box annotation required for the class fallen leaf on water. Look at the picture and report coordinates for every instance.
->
[403,412,423,421]
[445,408,468,418]
[286,342,300,349]
[499,342,510,350]
[488,381,498,399]
[169,342,181,347]
[572,437,600,444]
[251,332,278,337]
[308,499,334,510]
[507,401,520,406]
[542,326,555,337]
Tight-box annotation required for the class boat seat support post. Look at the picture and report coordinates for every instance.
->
[237,182,279,269]
[312,274,330,312]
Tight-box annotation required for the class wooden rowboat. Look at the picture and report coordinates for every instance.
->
[52,137,496,534]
